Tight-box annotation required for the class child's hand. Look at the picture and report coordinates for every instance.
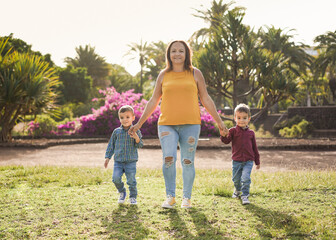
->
[104,158,110,168]
[256,164,260,170]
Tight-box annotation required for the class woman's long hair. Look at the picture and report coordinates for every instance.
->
[165,40,193,72]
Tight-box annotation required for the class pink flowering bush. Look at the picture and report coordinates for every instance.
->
[30,87,221,137]
[200,107,220,137]
[56,87,162,137]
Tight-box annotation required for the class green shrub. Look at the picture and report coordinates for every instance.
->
[279,119,314,138]
[274,115,304,131]
[224,120,234,129]
[51,104,74,121]
[28,115,58,137]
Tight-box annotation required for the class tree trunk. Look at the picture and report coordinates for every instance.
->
[329,76,336,103]
[0,124,11,142]
[307,91,311,107]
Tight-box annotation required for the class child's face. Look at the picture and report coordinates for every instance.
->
[234,111,251,128]
[119,111,135,129]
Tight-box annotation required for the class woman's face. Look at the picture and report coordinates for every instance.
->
[170,42,186,65]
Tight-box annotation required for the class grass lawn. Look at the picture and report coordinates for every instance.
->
[0,166,335,239]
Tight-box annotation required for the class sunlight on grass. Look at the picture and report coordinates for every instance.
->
[0,166,335,239]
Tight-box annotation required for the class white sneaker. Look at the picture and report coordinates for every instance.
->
[162,195,176,209]
[241,196,250,205]
[181,198,192,209]
[118,191,126,204]
[232,190,241,198]
[129,198,137,205]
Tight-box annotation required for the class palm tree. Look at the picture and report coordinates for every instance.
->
[258,26,312,76]
[0,38,59,142]
[109,64,137,93]
[254,50,298,119]
[314,30,336,102]
[194,5,260,108]
[125,39,150,93]
[65,45,109,88]
[190,0,240,44]
[146,41,167,80]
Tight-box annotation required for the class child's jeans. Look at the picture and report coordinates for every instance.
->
[112,161,137,199]
[232,160,254,197]
[158,124,200,199]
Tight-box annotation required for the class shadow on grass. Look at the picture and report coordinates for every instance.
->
[163,209,193,239]
[188,208,227,240]
[246,204,312,239]
[160,208,225,240]
[102,204,149,240]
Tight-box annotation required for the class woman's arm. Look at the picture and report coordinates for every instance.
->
[194,68,227,132]
[129,71,164,134]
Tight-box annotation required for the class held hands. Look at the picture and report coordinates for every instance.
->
[128,123,141,143]
[256,164,260,170]
[129,130,140,143]
[128,123,141,136]
[220,128,229,137]
[218,121,229,137]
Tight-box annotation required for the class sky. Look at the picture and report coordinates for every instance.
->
[1,0,335,76]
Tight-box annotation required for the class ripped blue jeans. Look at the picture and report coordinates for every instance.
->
[158,124,200,199]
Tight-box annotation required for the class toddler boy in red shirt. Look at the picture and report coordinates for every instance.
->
[220,103,260,204]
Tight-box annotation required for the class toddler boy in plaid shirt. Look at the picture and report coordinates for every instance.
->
[104,105,143,205]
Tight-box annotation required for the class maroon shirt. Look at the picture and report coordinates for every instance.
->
[220,125,260,165]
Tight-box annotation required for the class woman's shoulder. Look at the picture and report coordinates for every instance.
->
[192,67,201,74]
[156,70,167,83]
[192,67,203,79]
[158,69,170,78]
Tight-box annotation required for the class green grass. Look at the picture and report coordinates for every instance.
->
[0,166,335,239]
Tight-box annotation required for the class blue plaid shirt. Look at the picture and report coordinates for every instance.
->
[105,125,143,162]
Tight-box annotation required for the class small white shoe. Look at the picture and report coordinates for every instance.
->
[241,196,250,205]
[232,190,241,198]
[129,198,137,205]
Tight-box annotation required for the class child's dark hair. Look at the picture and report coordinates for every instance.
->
[234,103,251,117]
[118,105,134,115]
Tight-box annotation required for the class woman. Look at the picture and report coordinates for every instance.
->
[129,40,227,209]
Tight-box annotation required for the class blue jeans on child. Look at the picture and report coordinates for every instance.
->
[112,161,137,199]
[158,124,200,199]
[232,160,254,197]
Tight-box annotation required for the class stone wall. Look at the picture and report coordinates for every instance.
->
[220,108,266,118]
[287,106,336,129]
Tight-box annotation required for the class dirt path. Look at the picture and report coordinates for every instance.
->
[1,143,335,171]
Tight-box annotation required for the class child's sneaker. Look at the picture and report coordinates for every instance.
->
[181,198,191,209]
[118,191,126,204]
[129,198,137,205]
[162,195,176,209]
[241,196,250,205]
[232,190,241,198]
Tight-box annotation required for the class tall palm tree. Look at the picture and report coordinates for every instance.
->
[125,39,150,93]
[65,45,109,88]
[258,26,312,76]
[194,6,260,108]
[314,30,336,102]
[0,39,59,142]
[190,0,243,44]
[146,41,167,80]
[254,50,298,119]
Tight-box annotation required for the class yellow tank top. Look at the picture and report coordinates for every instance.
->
[158,70,201,125]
